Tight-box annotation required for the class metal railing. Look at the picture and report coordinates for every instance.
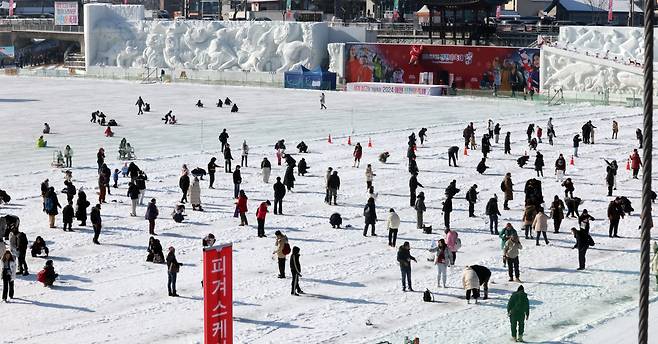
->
[0,18,83,33]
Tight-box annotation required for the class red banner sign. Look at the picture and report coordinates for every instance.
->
[608,0,613,21]
[204,244,233,344]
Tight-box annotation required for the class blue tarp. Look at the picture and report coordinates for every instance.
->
[284,65,337,90]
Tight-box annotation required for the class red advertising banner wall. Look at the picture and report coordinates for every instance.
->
[344,43,540,92]
[204,244,233,344]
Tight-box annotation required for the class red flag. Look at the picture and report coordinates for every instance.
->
[204,244,233,344]
[608,0,613,21]
[9,0,13,16]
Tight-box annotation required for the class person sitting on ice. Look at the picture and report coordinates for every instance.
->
[104,126,114,137]
[477,157,489,174]
[297,141,308,153]
[162,111,172,124]
[55,151,65,167]
[202,233,216,247]
[144,103,151,112]
[169,115,178,124]
[379,151,390,163]
[330,213,342,228]
[43,123,51,134]
[298,158,309,176]
[172,204,185,223]
[231,104,239,113]
[30,236,49,257]
[517,155,530,168]
[216,99,223,108]
[107,119,118,127]
[195,100,204,108]
[146,236,164,263]
[224,97,232,105]
[37,259,58,287]
[36,136,47,148]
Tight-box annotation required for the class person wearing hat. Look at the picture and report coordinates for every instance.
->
[465,184,478,217]
[145,199,159,235]
[256,200,271,238]
[166,247,182,297]
[507,285,530,342]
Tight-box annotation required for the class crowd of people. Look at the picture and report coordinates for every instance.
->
[3,93,658,343]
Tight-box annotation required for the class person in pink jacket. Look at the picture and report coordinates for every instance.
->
[444,228,459,265]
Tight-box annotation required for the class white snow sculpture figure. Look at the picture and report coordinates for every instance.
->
[143,24,166,68]
[116,41,141,67]
[182,24,212,69]
[163,23,186,68]
[276,41,311,72]
[207,29,239,71]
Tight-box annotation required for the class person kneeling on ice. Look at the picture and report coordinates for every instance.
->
[379,151,390,163]
[169,115,177,124]
[297,141,308,153]
[231,104,239,113]
[172,204,185,223]
[329,213,342,228]
[216,98,223,107]
[196,100,204,108]
[43,123,51,134]
[36,136,47,148]
[146,236,164,263]
[507,285,530,343]
[462,266,480,304]
[104,126,114,137]
[30,236,49,257]
[37,260,58,287]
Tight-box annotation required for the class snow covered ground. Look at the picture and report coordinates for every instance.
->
[0,76,656,344]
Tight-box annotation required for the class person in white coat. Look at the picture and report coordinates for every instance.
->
[2,250,16,302]
[462,265,481,304]
[387,209,400,247]
[532,207,549,246]
[435,239,452,288]
[8,229,19,256]
[188,177,202,211]
[365,164,376,190]
[324,167,333,204]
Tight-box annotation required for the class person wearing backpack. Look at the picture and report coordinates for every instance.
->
[256,200,271,238]
[2,250,16,302]
[434,239,452,288]
[445,228,459,265]
[166,247,183,297]
[363,197,377,236]
[44,187,61,228]
[274,231,290,278]
[290,246,303,296]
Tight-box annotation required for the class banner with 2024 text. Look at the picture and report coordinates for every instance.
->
[204,244,233,344]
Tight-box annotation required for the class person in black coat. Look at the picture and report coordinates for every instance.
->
[465,184,478,217]
[297,141,308,153]
[208,157,219,189]
[297,158,308,176]
[418,128,428,145]
[408,158,419,175]
[284,165,295,191]
[526,124,534,143]
[534,152,544,177]
[445,180,460,199]
[179,174,190,203]
[485,196,501,234]
[409,173,424,207]
[330,213,342,228]
[90,204,102,244]
[216,98,223,107]
[470,265,491,299]
[31,236,49,257]
[232,166,242,199]
[128,162,140,183]
[476,157,488,174]
[573,226,594,270]
[273,177,286,215]
[565,197,582,218]
[166,247,183,297]
[573,134,582,157]
[231,104,239,113]
[290,246,303,296]
[327,171,340,205]
[218,129,229,153]
[448,146,459,167]
[16,231,29,275]
[607,198,625,238]
[604,159,617,196]
[62,201,74,232]
[562,178,575,199]
[147,236,164,263]
[481,134,491,158]
[75,190,89,226]
[223,143,233,173]
[442,197,453,229]
[504,132,511,154]
[363,197,377,236]
[494,123,501,143]
[64,180,76,204]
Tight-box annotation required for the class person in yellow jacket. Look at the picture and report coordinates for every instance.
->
[36,136,47,148]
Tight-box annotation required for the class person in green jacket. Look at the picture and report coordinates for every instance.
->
[507,285,530,342]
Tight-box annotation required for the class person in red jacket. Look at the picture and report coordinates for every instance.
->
[104,126,114,137]
[353,143,363,168]
[236,190,248,226]
[256,200,271,238]
[630,149,642,179]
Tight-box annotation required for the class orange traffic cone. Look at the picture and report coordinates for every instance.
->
[570,155,574,165]
[328,134,332,144]
[626,160,631,170]
[347,136,352,145]
[464,147,468,156]
[368,138,373,148]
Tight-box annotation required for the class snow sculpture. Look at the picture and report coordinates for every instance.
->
[84,4,329,73]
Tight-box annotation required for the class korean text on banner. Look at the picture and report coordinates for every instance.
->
[54,2,79,26]
[203,244,233,344]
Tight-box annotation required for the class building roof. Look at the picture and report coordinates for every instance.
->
[557,0,642,13]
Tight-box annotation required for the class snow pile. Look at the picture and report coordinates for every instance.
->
[0,76,656,343]
[84,4,329,72]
